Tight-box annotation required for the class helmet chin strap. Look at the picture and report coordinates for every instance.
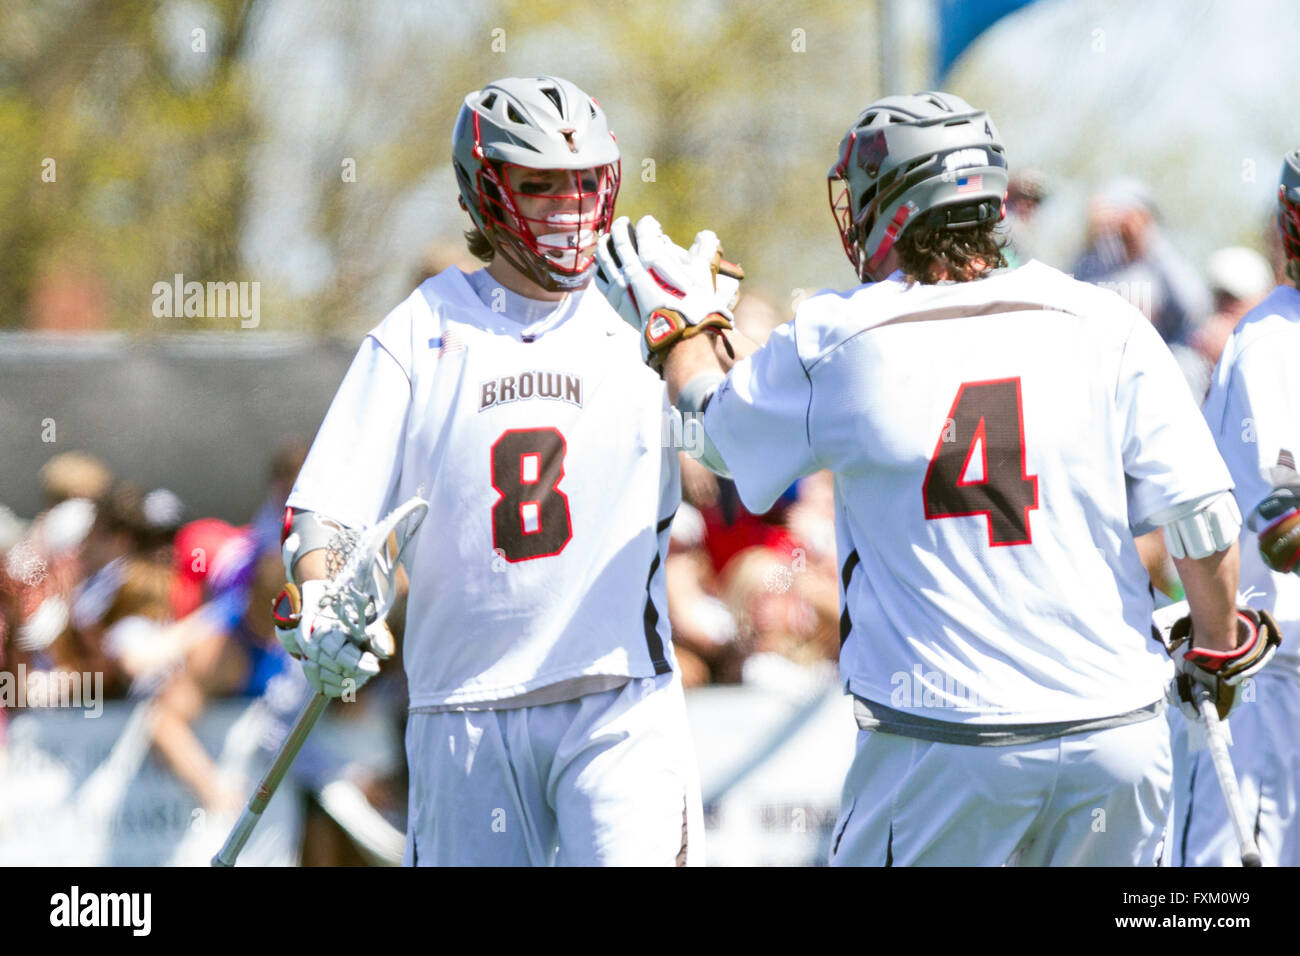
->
[490,227,592,294]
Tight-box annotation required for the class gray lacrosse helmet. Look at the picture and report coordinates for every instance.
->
[828,91,1008,281]
[1278,149,1300,282]
[452,75,621,292]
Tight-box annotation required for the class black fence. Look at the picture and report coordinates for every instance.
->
[0,332,358,522]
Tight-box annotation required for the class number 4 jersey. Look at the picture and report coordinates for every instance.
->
[287,268,679,709]
[702,261,1233,726]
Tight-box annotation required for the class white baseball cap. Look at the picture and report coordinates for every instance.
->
[1206,246,1273,303]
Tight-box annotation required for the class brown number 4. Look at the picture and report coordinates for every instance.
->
[922,378,1038,546]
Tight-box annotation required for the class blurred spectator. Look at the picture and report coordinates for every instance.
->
[38,451,112,509]
[2,495,115,703]
[1073,178,1212,346]
[14,498,95,656]
[70,482,148,636]
[1002,168,1049,267]
[1179,246,1275,399]
[151,546,288,815]
[666,507,742,686]
[100,557,179,695]
[0,506,28,683]
[249,438,309,558]
[138,488,185,565]
[665,470,841,689]
[172,517,245,619]
[699,479,798,577]
[719,545,836,693]
[0,505,27,555]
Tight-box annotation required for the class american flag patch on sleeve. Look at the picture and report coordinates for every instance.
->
[429,329,464,357]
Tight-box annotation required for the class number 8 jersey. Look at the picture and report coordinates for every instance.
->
[287,268,679,709]
[702,261,1234,726]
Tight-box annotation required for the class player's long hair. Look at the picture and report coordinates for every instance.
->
[895,219,1007,284]
[464,227,495,263]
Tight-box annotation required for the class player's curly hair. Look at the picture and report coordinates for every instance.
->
[895,219,1007,283]
[465,227,495,263]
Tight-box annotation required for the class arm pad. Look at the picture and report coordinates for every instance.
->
[281,508,356,581]
[677,372,731,478]
[1151,491,1241,560]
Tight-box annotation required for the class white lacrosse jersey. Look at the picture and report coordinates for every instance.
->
[287,268,679,708]
[703,261,1233,725]
[1202,284,1300,678]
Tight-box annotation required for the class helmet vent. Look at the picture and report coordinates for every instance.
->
[506,102,525,125]
[540,86,564,115]
[481,92,497,110]
[589,102,597,118]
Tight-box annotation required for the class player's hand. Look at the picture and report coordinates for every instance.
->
[594,215,743,371]
[273,578,392,699]
[1162,604,1282,720]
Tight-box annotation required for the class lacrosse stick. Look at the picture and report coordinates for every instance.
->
[212,495,428,867]
[1154,599,1266,867]
[1193,684,1263,867]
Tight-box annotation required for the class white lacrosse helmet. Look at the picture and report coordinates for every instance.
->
[453,75,621,292]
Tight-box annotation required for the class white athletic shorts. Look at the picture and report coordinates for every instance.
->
[829,716,1172,866]
[403,670,704,866]
[1172,669,1300,867]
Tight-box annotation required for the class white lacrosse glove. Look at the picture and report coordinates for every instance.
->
[273,578,394,699]
[594,215,743,371]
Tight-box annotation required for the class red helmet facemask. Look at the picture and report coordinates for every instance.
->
[468,113,621,292]
[1279,184,1300,278]
[827,130,865,278]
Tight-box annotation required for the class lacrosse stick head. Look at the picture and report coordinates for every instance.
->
[323,497,428,645]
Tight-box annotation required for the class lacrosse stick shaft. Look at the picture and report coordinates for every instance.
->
[212,692,329,867]
[1194,687,1262,867]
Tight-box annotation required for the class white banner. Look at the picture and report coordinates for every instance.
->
[0,699,303,866]
[687,682,858,867]
[1,684,857,867]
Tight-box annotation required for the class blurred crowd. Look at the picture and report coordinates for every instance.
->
[0,443,406,864]
[1006,170,1285,400]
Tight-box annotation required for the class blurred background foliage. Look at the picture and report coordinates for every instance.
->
[1,0,254,332]
[1,0,1297,335]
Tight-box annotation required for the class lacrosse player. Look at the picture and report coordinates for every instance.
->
[1176,150,1300,866]
[277,75,702,866]
[594,91,1279,865]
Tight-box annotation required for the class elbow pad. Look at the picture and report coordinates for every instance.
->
[281,507,356,580]
[676,372,731,478]
[1152,491,1241,560]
